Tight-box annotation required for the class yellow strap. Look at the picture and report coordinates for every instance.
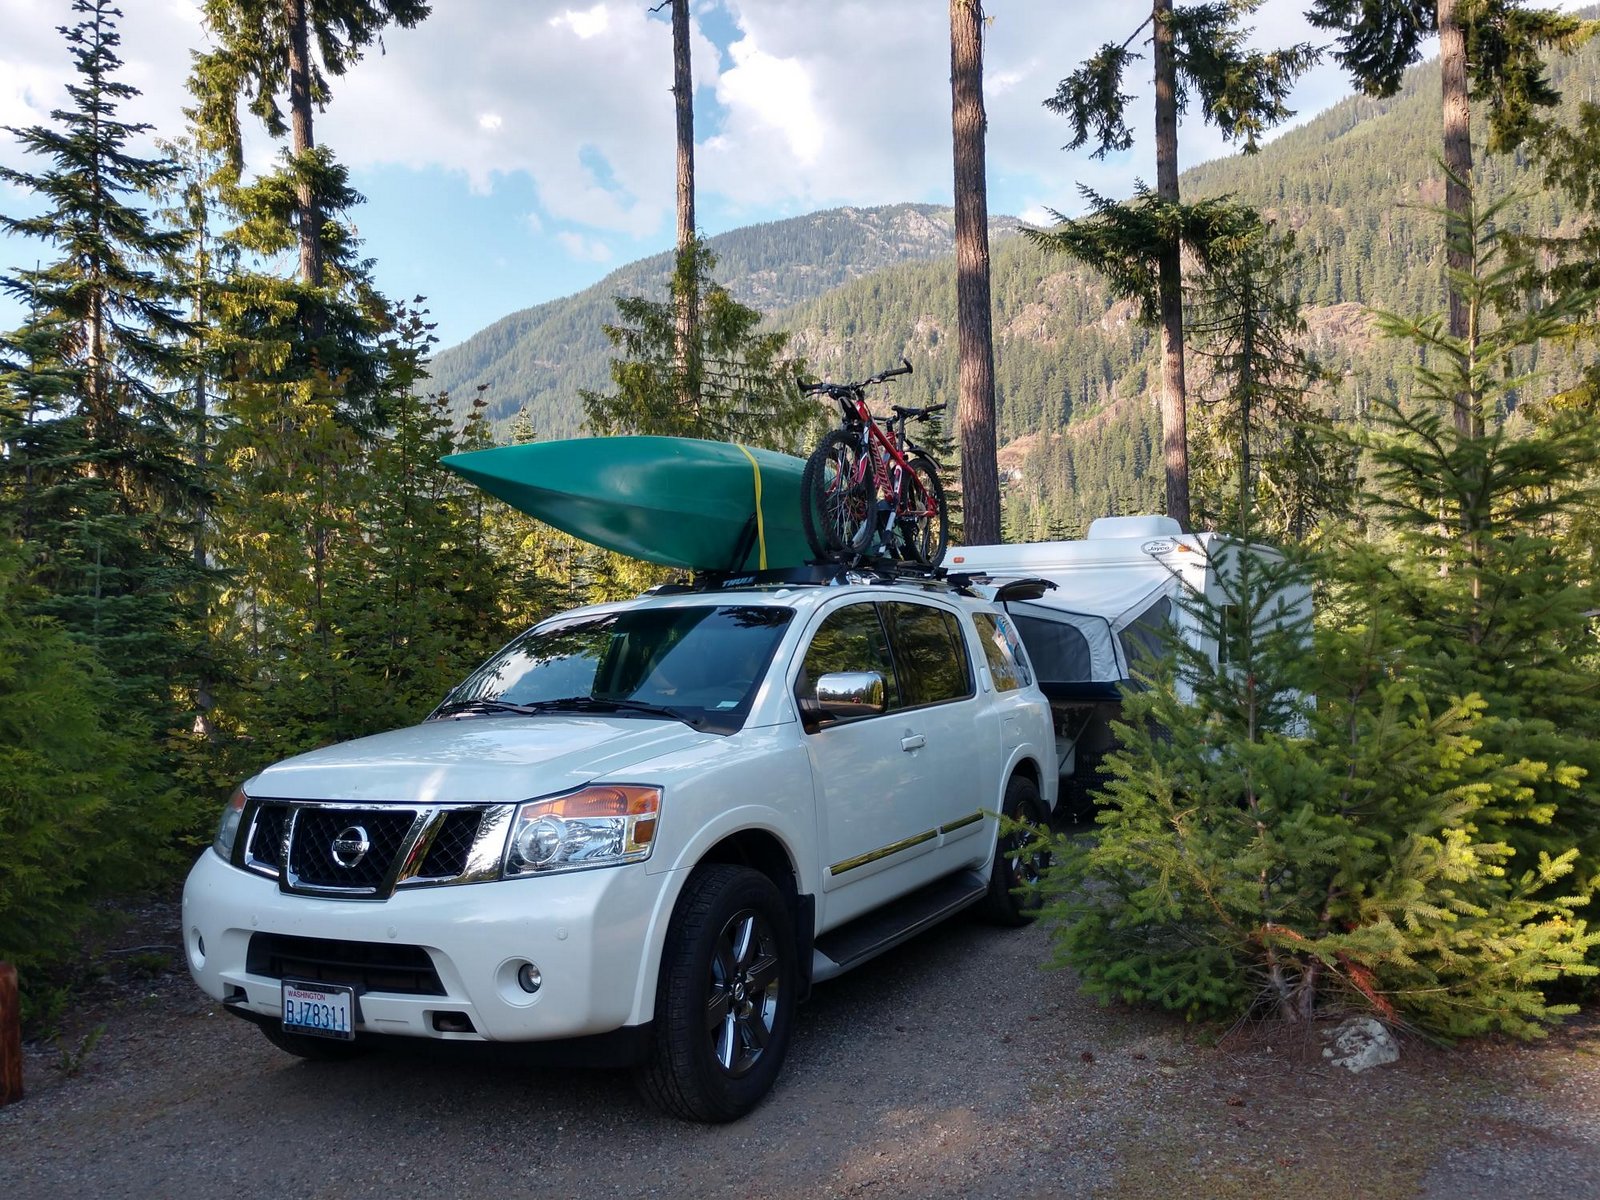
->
[736,444,768,570]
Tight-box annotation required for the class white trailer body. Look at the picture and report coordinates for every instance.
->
[944,515,1311,815]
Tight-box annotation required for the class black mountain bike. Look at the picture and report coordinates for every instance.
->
[798,359,949,566]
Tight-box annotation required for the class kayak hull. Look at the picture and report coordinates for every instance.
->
[442,437,813,572]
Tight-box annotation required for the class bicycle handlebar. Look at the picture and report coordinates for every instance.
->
[801,358,913,395]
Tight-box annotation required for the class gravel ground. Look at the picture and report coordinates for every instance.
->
[2,903,1598,1200]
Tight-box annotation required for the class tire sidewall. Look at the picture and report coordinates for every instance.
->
[649,865,798,1121]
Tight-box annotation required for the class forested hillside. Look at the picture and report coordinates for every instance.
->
[425,204,1019,436]
[775,36,1600,536]
[436,33,1600,537]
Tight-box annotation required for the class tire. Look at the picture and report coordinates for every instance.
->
[801,430,872,561]
[895,453,949,566]
[636,864,798,1122]
[258,1022,369,1062]
[981,774,1051,927]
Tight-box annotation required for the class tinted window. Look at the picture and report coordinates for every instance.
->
[1119,596,1172,671]
[973,612,1029,692]
[797,603,899,713]
[884,602,973,707]
[440,604,792,735]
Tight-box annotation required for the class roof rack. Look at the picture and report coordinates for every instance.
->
[645,557,960,595]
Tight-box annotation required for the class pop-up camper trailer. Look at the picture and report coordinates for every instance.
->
[946,515,1311,815]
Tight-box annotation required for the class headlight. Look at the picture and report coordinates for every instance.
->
[213,787,248,860]
[503,785,661,877]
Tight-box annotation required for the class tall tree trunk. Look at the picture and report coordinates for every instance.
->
[1438,0,1476,436]
[1152,0,1191,530]
[284,0,324,291]
[670,0,698,411]
[950,0,1000,546]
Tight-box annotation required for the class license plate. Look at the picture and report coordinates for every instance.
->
[281,980,356,1040]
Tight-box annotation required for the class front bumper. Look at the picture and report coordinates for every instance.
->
[182,850,674,1042]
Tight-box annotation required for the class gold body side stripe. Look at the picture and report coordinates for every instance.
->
[828,811,987,877]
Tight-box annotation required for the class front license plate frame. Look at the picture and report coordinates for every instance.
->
[281,979,357,1041]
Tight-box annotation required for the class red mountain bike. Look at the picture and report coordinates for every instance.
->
[799,359,950,567]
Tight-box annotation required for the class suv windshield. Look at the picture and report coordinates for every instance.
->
[434,604,794,735]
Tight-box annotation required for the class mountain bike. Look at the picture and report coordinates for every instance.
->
[799,359,950,567]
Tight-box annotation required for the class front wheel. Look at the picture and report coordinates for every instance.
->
[895,453,948,566]
[636,864,797,1122]
[800,430,871,562]
[981,774,1051,927]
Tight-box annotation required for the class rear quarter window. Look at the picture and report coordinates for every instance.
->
[973,611,1031,692]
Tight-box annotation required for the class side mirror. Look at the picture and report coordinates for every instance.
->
[814,670,887,721]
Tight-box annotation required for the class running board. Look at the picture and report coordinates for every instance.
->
[811,870,989,983]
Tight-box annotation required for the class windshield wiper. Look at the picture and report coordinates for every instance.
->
[536,696,703,728]
[432,697,543,718]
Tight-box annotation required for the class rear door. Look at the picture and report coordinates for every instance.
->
[794,597,984,926]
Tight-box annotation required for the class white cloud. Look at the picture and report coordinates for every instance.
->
[477,112,503,132]
[715,38,823,165]
[550,5,612,41]
[557,231,613,262]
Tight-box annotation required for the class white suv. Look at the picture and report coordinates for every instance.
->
[183,574,1056,1121]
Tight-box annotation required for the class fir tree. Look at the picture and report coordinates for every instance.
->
[0,0,208,731]
[582,240,811,451]
[1037,0,1318,528]
[1184,207,1352,541]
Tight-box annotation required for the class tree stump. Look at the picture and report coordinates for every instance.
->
[0,962,21,1105]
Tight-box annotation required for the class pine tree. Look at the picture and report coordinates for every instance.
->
[0,0,208,731]
[1306,0,1591,433]
[1343,187,1600,880]
[1038,532,1598,1035]
[1037,0,1317,528]
[582,240,811,450]
[1184,207,1353,541]
[950,0,1001,544]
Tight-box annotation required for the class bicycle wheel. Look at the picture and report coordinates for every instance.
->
[800,430,872,561]
[895,453,949,566]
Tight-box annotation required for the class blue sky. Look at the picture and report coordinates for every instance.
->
[0,0,1500,351]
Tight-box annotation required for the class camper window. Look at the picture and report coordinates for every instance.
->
[1118,596,1172,674]
[1013,614,1093,682]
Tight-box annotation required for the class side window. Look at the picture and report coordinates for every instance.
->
[884,602,973,707]
[1119,596,1172,671]
[973,612,1030,692]
[797,603,899,717]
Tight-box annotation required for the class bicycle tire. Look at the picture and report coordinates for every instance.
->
[895,453,949,566]
[800,430,872,561]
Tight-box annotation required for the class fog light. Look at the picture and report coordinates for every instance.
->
[516,962,543,994]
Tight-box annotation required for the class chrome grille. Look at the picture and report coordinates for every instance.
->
[238,801,503,897]
[419,808,482,879]
[289,808,417,891]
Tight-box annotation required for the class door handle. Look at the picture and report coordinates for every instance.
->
[900,733,926,752]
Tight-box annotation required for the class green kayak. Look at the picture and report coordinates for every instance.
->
[442,436,813,572]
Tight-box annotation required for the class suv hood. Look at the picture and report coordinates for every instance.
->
[246,715,712,805]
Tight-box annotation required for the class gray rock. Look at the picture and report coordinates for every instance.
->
[1321,1016,1400,1073]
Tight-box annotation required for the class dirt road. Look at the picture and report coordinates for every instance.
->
[3,913,1597,1199]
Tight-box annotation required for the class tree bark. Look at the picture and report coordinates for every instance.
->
[950,0,1000,546]
[1152,0,1191,530]
[284,0,324,290]
[1438,0,1476,436]
[670,0,698,411]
